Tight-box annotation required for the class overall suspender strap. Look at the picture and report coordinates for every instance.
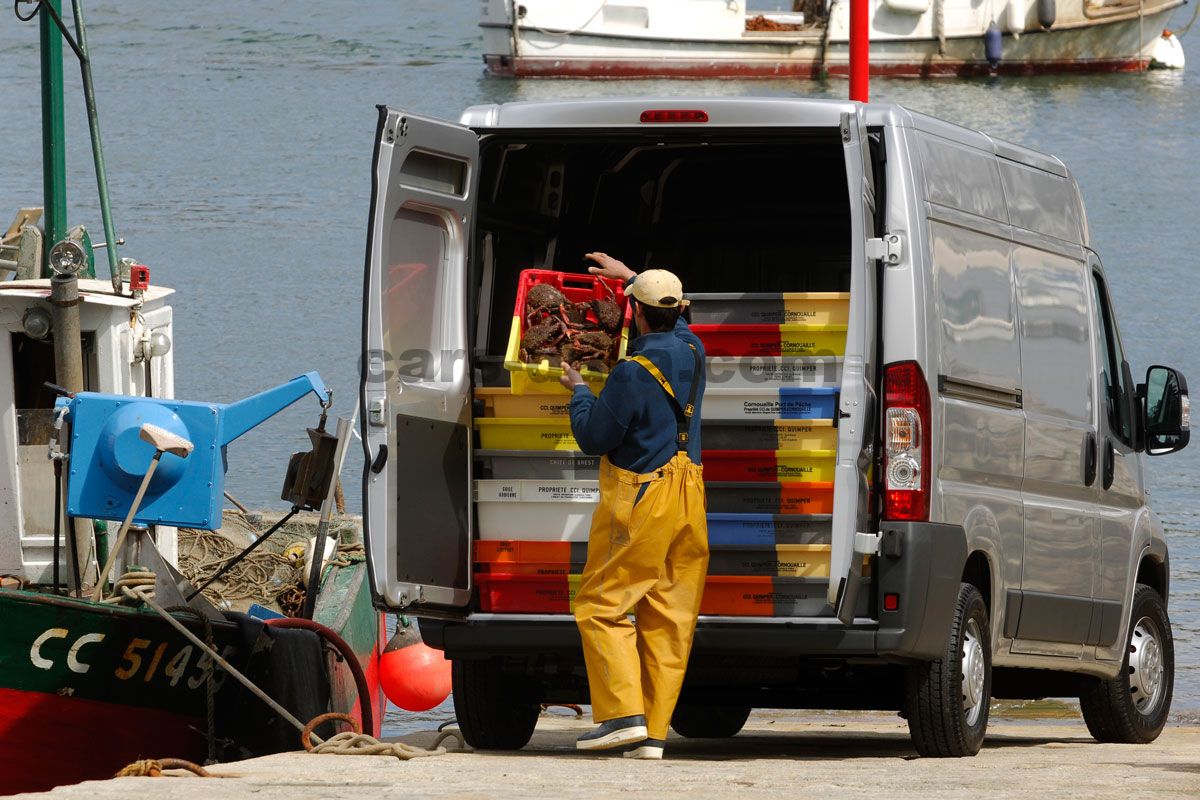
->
[628,344,702,450]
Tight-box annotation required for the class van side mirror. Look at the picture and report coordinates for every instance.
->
[1142,365,1190,456]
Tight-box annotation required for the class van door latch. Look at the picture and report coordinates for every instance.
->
[367,397,387,427]
[866,234,903,265]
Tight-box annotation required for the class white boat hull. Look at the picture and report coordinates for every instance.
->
[480,0,1183,77]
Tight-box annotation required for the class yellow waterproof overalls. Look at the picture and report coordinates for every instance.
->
[573,345,709,741]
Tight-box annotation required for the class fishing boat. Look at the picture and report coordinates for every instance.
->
[0,4,383,794]
[480,0,1186,77]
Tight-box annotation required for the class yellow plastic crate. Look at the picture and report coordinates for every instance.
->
[503,318,630,396]
[779,325,848,357]
[771,545,871,578]
[475,388,572,419]
[688,292,850,325]
[475,417,579,451]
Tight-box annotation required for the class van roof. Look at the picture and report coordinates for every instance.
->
[459,97,1070,178]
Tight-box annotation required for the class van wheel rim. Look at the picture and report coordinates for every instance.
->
[1128,617,1165,715]
[961,618,986,726]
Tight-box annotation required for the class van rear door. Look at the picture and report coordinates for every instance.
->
[361,107,478,614]
[830,108,879,624]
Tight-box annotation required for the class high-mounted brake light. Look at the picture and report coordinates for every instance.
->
[639,109,709,123]
[883,361,931,521]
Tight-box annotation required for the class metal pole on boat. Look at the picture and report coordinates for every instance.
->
[38,0,68,273]
[92,424,194,601]
[68,0,121,285]
[300,416,353,619]
[849,0,870,102]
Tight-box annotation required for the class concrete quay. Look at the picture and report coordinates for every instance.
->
[25,711,1200,799]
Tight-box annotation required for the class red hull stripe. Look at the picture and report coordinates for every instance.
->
[0,686,203,795]
[484,55,1147,78]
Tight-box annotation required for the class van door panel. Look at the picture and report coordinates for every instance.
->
[830,109,877,622]
[1087,261,1143,646]
[1012,244,1097,654]
[362,107,479,613]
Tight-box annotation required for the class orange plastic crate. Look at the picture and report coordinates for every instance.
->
[699,575,775,616]
[475,540,573,564]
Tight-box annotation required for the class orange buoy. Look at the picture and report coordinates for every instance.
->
[379,620,452,712]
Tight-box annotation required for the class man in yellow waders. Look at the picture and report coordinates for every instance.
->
[558,253,708,761]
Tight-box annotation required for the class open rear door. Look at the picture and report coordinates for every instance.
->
[361,106,478,614]
[829,108,879,624]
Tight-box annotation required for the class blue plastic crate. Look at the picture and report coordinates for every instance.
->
[706,513,833,546]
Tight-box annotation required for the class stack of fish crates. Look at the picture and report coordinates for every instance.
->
[472,269,630,612]
[473,281,866,617]
[688,292,866,617]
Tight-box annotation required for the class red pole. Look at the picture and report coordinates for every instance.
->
[849,0,869,102]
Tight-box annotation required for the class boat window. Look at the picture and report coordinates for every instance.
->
[11,331,94,445]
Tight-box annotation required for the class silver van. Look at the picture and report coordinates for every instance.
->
[359,98,1190,756]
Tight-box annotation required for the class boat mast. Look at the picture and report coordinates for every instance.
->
[39,0,67,276]
[69,0,121,285]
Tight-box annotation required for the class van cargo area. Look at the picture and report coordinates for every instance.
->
[427,125,884,710]
[471,133,853,367]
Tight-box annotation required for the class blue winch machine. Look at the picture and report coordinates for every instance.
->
[56,371,329,530]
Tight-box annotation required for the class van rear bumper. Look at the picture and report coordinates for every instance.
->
[422,521,967,663]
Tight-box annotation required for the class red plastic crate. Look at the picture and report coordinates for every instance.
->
[475,572,582,613]
[691,323,847,357]
[513,269,630,322]
[702,450,836,483]
[504,269,634,394]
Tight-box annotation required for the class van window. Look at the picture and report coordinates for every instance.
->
[1090,272,1134,446]
[387,208,451,382]
[1014,247,1093,423]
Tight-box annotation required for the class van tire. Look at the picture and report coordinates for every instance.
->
[670,703,752,738]
[1079,584,1173,744]
[451,658,540,750]
[904,582,991,757]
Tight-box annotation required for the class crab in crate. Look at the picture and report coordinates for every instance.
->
[518,278,623,370]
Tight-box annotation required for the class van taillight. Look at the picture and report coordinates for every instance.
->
[883,361,931,521]
[639,109,709,123]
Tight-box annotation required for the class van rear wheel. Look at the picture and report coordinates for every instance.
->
[904,582,991,757]
[1079,584,1173,744]
[670,703,752,738]
[452,658,541,750]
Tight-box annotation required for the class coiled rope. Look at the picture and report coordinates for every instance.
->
[302,713,460,760]
[114,759,211,778]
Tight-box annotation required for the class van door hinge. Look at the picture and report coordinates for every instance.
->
[866,234,903,265]
[854,532,882,555]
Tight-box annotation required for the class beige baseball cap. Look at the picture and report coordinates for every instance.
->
[627,269,687,309]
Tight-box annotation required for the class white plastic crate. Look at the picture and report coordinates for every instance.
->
[474,479,600,541]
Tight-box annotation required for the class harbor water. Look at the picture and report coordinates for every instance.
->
[2,0,1199,732]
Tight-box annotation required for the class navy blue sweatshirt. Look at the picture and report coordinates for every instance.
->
[569,316,706,474]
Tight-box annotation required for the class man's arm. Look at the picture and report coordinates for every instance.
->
[567,363,637,456]
[585,252,636,283]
